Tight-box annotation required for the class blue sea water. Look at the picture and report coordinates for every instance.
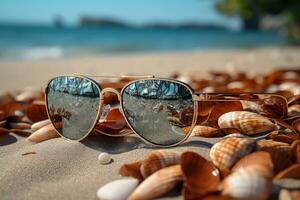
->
[0,24,287,60]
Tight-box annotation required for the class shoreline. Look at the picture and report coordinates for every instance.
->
[1,47,300,91]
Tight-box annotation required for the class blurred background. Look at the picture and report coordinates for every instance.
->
[0,0,299,60]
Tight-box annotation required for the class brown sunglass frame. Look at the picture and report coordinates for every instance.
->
[45,74,288,147]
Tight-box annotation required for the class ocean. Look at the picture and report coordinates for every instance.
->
[0,24,287,60]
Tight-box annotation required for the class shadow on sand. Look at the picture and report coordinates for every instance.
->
[0,134,17,146]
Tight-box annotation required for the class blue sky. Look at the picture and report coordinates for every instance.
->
[0,0,240,28]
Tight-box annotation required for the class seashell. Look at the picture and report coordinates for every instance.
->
[218,111,277,135]
[181,151,220,196]
[10,129,32,136]
[26,100,48,123]
[279,189,300,200]
[227,81,244,89]
[241,100,262,114]
[274,164,300,180]
[224,133,248,138]
[232,151,274,179]
[0,120,6,128]
[292,119,300,132]
[291,140,300,163]
[140,150,180,178]
[257,140,293,173]
[209,137,256,177]
[15,88,41,102]
[9,122,31,130]
[98,152,112,165]
[97,178,139,200]
[274,178,300,190]
[288,105,300,117]
[128,165,183,200]
[279,82,300,95]
[26,124,59,143]
[190,126,219,137]
[0,127,9,135]
[222,166,272,200]
[31,119,51,132]
[119,161,144,181]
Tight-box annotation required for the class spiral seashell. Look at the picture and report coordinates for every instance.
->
[128,165,183,200]
[209,137,256,177]
[26,124,59,143]
[31,119,51,132]
[140,150,180,178]
[222,151,273,200]
[190,125,219,137]
[257,140,292,173]
[218,111,277,135]
[288,105,300,117]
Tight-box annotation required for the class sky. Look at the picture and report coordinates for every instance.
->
[0,0,240,28]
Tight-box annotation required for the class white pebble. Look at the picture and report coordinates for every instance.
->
[97,178,139,200]
[98,152,112,164]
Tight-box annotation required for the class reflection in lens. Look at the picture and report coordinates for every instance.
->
[122,80,194,146]
[46,76,100,140]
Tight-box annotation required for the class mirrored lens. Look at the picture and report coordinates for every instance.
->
[46,76,100,140]
[122,79,195,146]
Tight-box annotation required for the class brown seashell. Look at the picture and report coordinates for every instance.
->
[241,100,262,113]
[0,120,6,128]
[270,132,300,144]
[128,165,183,200]
[26,124,59,143]
[9,122,31,130]
[10,129,32,136]
[232,151,274,178]
[31,119,51,132]
[26,100,48,123]
[274,164,300,180]
[209,137,256,177]
[140,150,180,178]
[181,151,220,196]
[279,189,300,200]
[292,119,300,132]
[0,127,9,135]
[190,126,220,137]
[222,166,272,200]
[288,105,300,117]
[119,161,144,181]
[218,111,277,135]
[291,140,300,163]
[257,140,293,173]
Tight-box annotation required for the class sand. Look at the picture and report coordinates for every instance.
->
[0,47,300,200]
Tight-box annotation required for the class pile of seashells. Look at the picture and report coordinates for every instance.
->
[0,69,300,199]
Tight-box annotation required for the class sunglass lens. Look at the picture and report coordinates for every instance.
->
[122,79,195,146]
[46,76,100,140]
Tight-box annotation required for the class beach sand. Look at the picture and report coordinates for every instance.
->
[0,47,300,200]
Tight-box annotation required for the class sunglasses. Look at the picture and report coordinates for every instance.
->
[45,75,287,147]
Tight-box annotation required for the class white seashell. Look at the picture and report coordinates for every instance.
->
[227,81,244,89]
[97,178,139,200]
[31,119,51,132]
[16,89,40,102]
[218,111,277,135]
[98,152,112,165]
[26,124,59,143]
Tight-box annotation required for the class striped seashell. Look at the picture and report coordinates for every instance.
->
[218,111,277,135]
[140,150,180,178]
[257,140,292,173]
[190,125,219,137]
[288,105,300,117]
[209,137,256,177]
[222,163,272,200]
[241,100,262,114]
[128,165,183,200]
[31,119,51,132]
[26,124,59,143]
